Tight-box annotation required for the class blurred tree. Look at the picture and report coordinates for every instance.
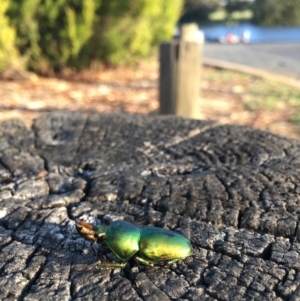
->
[252,0,300,26]
[224,0,252,16]
[180,0,221,22]
[0,0,22,72]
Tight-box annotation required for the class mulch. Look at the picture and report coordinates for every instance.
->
[0,61,299,140]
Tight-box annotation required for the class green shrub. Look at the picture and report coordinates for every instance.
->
[8,0,101,72]
[83,0,183,66]
[0,0,21,72]
[6,0,182,72]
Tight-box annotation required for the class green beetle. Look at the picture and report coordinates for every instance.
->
[76,220,193,268]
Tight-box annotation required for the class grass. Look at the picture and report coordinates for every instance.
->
[246,82,300,110]
[204,68,300,109]
[291,113,300,124]
[209,10,227,21]
[203,66,300,136]
[198,9,254,27]
[209,9,253,21]
[230,10,253,20]
[204,68,250,81]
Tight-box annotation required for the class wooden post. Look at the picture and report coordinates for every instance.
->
[159,23,203,119]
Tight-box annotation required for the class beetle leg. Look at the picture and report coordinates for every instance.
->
[83,259,127,270]
[83,260,101,272]
[167,259,179,264]
[96,253,127,269]
[96,262,127,269]
[135,257,180,267]
[135,256,154,266]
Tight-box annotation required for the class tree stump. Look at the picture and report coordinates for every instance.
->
[1,112,300,300]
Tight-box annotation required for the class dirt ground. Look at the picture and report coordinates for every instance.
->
[0,61,299,140]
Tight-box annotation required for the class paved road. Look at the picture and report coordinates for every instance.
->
[203,43,300,79]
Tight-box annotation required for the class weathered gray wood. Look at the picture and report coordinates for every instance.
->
[159,24,203,119]
[1,111,300,300]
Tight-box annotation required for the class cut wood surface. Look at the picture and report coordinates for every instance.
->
[1,112,300,301]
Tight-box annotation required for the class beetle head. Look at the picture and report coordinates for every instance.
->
[76,220,106,242]
[76,220,97,242]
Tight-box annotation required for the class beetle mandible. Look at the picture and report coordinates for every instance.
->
[76,220,193,269]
